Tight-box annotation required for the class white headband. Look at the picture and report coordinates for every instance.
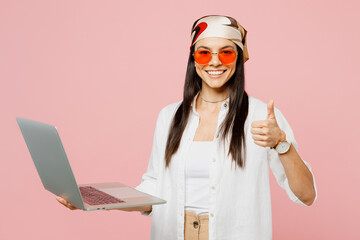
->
[190,15,249,62]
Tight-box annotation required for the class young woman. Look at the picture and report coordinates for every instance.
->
[57,15,317,240]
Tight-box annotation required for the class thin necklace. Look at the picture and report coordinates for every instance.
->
[199,92,229,103]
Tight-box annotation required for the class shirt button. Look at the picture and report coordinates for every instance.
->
[210,213,214,217]
[212,158,216,162]
[211,186,215,190]
[224,103,228,108]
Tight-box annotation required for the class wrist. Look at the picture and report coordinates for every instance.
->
[279,130,286,142]
[272,130,286,149]
[271,129,292,154]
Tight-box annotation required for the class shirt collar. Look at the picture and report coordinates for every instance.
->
[191,91,230,116]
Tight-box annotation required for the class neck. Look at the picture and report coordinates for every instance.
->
[196,85,229,112]
[200,93,228,103]
[199,85,229,103]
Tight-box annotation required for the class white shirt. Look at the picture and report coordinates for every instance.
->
[135,93,318,240]
[184,141,215,215]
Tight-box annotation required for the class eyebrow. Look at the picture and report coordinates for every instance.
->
[196,45,235,51]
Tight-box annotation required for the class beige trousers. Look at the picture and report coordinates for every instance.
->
[184,210,209,240]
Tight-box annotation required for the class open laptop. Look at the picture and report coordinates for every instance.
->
[16,117,166,211]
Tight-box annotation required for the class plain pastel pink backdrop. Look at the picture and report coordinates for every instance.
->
[1,0,359,239]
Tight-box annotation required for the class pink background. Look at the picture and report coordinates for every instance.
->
[1,0,359,239]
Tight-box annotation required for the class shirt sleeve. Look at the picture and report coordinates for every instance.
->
[267,107,318,207]
[134,108,165,216]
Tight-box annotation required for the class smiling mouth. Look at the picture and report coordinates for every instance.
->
[205,70,227,77]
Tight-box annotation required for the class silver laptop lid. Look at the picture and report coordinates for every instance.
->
[16,117,85,210]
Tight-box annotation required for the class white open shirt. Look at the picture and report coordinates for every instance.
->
[135,93,318,240]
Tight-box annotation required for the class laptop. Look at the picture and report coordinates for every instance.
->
[16,117,166,211]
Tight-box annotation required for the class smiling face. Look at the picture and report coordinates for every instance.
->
[194,37,238,90]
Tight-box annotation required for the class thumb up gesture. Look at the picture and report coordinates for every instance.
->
[250,99,285,148]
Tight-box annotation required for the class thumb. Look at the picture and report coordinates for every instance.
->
[267,99,276,120]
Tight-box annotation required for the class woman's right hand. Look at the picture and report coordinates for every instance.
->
[108,205,152,212]
[56,196,79,210]
[55,196,152,213]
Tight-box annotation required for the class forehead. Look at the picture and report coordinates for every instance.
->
[194,37,236,50]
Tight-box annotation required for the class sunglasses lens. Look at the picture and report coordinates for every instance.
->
[219,49,237,64]
[194,49,237,65]
[194,50,212,64]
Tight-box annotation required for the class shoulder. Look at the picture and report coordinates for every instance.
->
[160,100,182,115]
[152,100,182,138]
[157,100,183,123]
[247,95,283,120]
[248,95,266,109]
[247,95,267,120]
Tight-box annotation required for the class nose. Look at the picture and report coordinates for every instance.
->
[208,53,222,66]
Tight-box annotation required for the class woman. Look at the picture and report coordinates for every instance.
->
[57,15,317,240]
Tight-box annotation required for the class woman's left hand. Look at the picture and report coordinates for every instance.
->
[250,99,285,148]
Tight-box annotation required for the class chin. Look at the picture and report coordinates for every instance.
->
[204,80,227,89]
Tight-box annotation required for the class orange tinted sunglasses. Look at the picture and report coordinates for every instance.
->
[193,48,237,65]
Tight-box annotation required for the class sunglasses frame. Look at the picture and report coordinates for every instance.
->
[192,48,238,65]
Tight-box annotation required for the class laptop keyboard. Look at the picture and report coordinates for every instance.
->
[79,186,126,206]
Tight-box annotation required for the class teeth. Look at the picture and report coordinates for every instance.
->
[207,70,225,75]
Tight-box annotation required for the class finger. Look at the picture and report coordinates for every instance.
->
[56,196,68,205]
[254,140,268,147]
[66,202,78,210]
[251,120,269,128]
[68,205,78,210]
[250,127,266,135]
[252,134,269,141]
[56,197,78,210]
[267,99,276,120]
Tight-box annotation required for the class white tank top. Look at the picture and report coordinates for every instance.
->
[184,140,215,215]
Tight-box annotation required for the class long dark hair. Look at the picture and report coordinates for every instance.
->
[164,43,249,169]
